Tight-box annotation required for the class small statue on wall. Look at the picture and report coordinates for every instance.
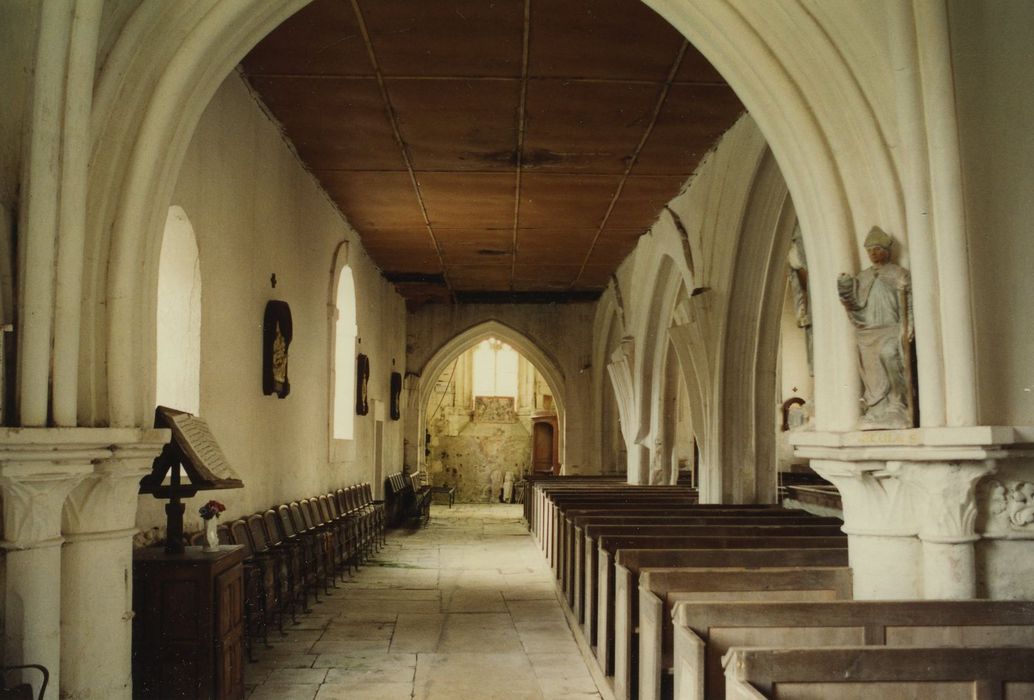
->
[787,223,814,375]
[837,227,915,430]
[263,300,292,398]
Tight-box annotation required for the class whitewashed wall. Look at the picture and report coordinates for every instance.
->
[950,0,1034,598]
[951,1,1034,429]
[137,72,407,534]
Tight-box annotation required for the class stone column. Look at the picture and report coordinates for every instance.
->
[60,430,168,700]
[795,426,1024,601]
[899,461,994,599]
[0,430,95,700]
[810,459,921,599]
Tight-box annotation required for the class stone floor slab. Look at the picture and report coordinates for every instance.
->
[244,504,601,700]
[391,613,446,652]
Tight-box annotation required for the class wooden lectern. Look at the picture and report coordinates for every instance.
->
[134,406,246,699]
[140,406,244,553]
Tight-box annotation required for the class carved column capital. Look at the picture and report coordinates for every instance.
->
[0,428,169,546]
[63,435,169,537]
[810,459,917,536]
[0,468,92,549]
[897,460,995,544]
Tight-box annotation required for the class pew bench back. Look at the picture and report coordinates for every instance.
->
[723,646,1034,700]
[675,599,1034,700]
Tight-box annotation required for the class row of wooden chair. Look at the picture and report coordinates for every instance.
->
[189,482,385,660]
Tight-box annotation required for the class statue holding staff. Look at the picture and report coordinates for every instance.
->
[837,227,915,430]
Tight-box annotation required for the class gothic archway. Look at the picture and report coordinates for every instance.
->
[408,320,568,474]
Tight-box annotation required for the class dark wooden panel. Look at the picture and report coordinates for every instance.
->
[607,175,686,228]
[513,264,580,289]
[133,547,245,700]
[239,0,741,303]
[362,230,443,275]
[634,83,743,174]
[575,264,617,288]
[523,80,661,173]
[243,0,373,76]
[436,228,513,265]
[418,172,516,228]
[389,78,520,171]
[529,0,684,80]
[360,0,524,77]
[585,233,641,267]
[515,229,596,265]
[674,43,728,84]
[248,77,403,171]
[447,262,514,289]
[520,173,619,229]
[318,171,425,229]
[159,579,202,640]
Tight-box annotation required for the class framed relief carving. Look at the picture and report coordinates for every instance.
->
[356,353,370,415]
[262,300,292,398]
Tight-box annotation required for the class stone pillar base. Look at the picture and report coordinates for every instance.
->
[847,533,921,599]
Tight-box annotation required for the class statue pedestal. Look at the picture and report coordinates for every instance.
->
[792,425,1034,599]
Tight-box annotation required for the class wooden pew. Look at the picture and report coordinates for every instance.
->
[527,480,674,541]
[542,490,699,563]
[531,482,695,544]
[636,569,855,700]
[722,646,1034,699]
[523,475,625,525]
[565,513,840,617]
[546,496,703,574]
[672,599,1034,700]
[593,535,847,679]
[559,507,830,585]
[633,567,852,700]
[585,547,847,650]
[566,520,842,613]
[532,486,697,554]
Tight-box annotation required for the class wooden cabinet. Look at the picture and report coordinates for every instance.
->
[133,545,245,700]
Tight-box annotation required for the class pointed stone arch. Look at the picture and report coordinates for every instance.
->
[408,320,568,472]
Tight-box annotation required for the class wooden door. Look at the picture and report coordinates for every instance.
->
[533,422,554,472]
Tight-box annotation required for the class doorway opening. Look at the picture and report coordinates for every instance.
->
[424,337,557,503]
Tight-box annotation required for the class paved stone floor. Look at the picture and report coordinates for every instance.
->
[244,504,603,699]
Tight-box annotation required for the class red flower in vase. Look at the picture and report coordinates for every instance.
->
[199,500,226,520]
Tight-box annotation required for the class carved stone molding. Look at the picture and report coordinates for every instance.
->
[798,427,1034,539]
[975,461,1034,539]
[897,461,995,543]
[0,428,170,546]
[810,459,917,536]
[0,469,91,548]
[63,441,166,536]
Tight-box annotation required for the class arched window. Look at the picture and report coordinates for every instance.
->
[473,337,519,399]
[156,206,201,413]
[333,265,357,439]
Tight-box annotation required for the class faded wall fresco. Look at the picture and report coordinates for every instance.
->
[428,417,530,503]
[425,343,550,502]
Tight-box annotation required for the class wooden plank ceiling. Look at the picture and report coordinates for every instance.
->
[242,0,743,304]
